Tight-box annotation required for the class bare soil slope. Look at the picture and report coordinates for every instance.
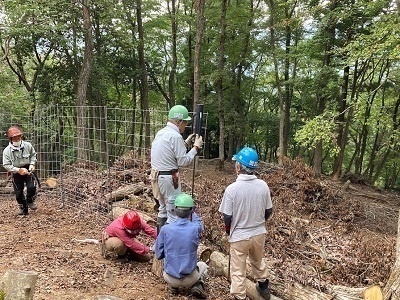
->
[0,157,398,300]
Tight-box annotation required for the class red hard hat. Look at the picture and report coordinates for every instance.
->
[7,126,23,139]
[122,211,141,230]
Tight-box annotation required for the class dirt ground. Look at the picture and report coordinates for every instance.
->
[0,158,399,300]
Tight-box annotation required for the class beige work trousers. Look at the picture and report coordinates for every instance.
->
[104,237,151,262]
[230,234,269,299]
[163,261,208,288]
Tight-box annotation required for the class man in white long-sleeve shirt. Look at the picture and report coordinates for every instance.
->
[2,126,37,216]
[150,105,203,233]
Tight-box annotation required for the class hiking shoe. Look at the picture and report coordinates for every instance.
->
[191,282,207,299]
[169,287,179,295]
[28,202,37,210]
[16,208,28,216]
[256,279,271,300]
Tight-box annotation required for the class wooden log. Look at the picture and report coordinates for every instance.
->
[210,250,335,300]
[151,258,164,278]
[328,285,364,300]
[105,184,146,203]
[110,205,156,226]
[1,270,38,300]
[95,296,124,300]
[197,244,212,263]
[209,251,283,300]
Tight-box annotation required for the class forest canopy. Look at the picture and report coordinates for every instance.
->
[0,0,399,189]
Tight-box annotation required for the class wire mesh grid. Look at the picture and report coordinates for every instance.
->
[0,105,207,222]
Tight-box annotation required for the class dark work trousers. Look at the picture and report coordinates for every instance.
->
[12,173,37,208]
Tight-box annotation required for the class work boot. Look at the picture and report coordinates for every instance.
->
[156,217,167,235]
[28,202,37,210]
[16,205,28,216]
[153,198,160,212]
[191,281,207,299]
[256,279,271,300]
[169,286,179,295]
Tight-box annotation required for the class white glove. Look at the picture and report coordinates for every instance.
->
[184,133,195,147]
[194,134,203,149]
[29,165,35,172]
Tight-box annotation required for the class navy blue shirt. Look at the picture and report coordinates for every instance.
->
[155,212,204,278]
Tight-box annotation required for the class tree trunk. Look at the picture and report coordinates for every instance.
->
[76,0,93,161]
[193,0,205,112]
[267,0,285,165]
[217,0,227,170]
[168,0,177,107]
[333,65,350,180]
[136,0,151,151]
[1,270,38,300]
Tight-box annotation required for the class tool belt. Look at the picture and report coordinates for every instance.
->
[158,170,177,176]
[154,169,179,189]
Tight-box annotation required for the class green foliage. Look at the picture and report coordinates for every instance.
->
[294,113,339,157]
[0,289,5,300]
[0,0,398,188]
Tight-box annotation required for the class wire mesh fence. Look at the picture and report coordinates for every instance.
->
[0,105,207,219]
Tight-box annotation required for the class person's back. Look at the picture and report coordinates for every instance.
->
[149,105,203,230]
[222,175,270,242]
[219,147,273,300]
[158,214,202,278]
[155,193,207,299]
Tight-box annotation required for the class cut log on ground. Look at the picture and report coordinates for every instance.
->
[95,296,124,300]
[0,269,38,300]
[110,205,156,226]
[151,258,164,278]
[105,184,146,203]
[208,251,283,300]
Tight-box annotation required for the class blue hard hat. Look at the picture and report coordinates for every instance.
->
[233,147,258,169]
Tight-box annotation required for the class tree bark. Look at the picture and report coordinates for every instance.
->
[217,0,227,170]
[136,0,151,151]
[110,205,156,226]
[193,0,205,112]
[76,0,93,161]
[168,0,177,107]
[104,184,147,203]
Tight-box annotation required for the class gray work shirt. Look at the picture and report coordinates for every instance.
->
[2,141,37,174]
[219,174,273,243]
[151,122,197,171]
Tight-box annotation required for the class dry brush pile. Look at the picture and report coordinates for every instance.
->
[59,152,397,293]
[197,157,396,293]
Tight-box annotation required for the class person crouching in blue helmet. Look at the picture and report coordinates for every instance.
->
[154,193,208,299]
[219,147,273,300]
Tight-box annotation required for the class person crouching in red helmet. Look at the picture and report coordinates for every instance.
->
[102,210,157,262]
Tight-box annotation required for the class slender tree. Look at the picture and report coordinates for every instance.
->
[76,0,94,161]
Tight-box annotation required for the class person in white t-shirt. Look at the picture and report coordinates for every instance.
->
[219,147,273,300]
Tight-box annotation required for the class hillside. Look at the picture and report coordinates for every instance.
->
[0,157,398,299]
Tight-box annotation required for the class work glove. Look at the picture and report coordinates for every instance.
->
[184,133,195,147]
[29,165,35,172]
[18,168,29,175]
[194,134,203,149]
